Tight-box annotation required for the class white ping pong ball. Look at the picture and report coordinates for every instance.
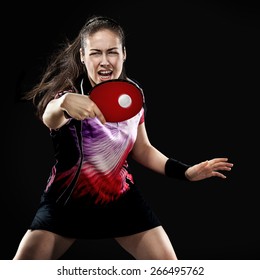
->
[118,94,132,108]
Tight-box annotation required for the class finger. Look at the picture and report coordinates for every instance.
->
[93,106,106,124]
[213,172,227,179]
[213,162,233,171]
[209,158,229,165]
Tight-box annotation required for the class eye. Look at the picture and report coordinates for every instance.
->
[108,51,119,55]
[90,51,101,56]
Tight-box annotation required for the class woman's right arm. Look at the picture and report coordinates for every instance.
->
[42,92,106,130]
[42,94,69,130]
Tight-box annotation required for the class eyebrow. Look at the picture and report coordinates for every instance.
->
[89,47,119,52]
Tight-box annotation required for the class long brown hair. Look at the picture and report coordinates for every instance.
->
[24,15,127,120]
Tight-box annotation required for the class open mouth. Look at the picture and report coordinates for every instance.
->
[98,70,113,81]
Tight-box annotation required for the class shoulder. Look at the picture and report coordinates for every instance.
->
[126,77,142,89]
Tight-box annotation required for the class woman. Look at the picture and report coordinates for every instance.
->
[13,15,233,260]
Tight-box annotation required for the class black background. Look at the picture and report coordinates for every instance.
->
[2,1,259,260]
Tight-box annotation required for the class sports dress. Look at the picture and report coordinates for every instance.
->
[29,79,161,239]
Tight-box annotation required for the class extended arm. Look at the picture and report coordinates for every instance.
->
[131,123,233,181]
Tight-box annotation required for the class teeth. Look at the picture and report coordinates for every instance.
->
[99,71,111,75]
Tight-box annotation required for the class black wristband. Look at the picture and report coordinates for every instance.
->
[165,158,191,181]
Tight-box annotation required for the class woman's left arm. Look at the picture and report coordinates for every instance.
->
[131,123,233,181]
[130,122,172,174]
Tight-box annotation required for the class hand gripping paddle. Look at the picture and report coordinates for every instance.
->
[89,79,144,122]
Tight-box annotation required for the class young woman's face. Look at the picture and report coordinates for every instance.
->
[81,29,126,87]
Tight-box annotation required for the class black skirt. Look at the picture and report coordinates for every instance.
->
[29,183,161,239]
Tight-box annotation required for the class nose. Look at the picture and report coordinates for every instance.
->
[100,54,110,66]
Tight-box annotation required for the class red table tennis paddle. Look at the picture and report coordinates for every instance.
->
[89,79,144,122]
